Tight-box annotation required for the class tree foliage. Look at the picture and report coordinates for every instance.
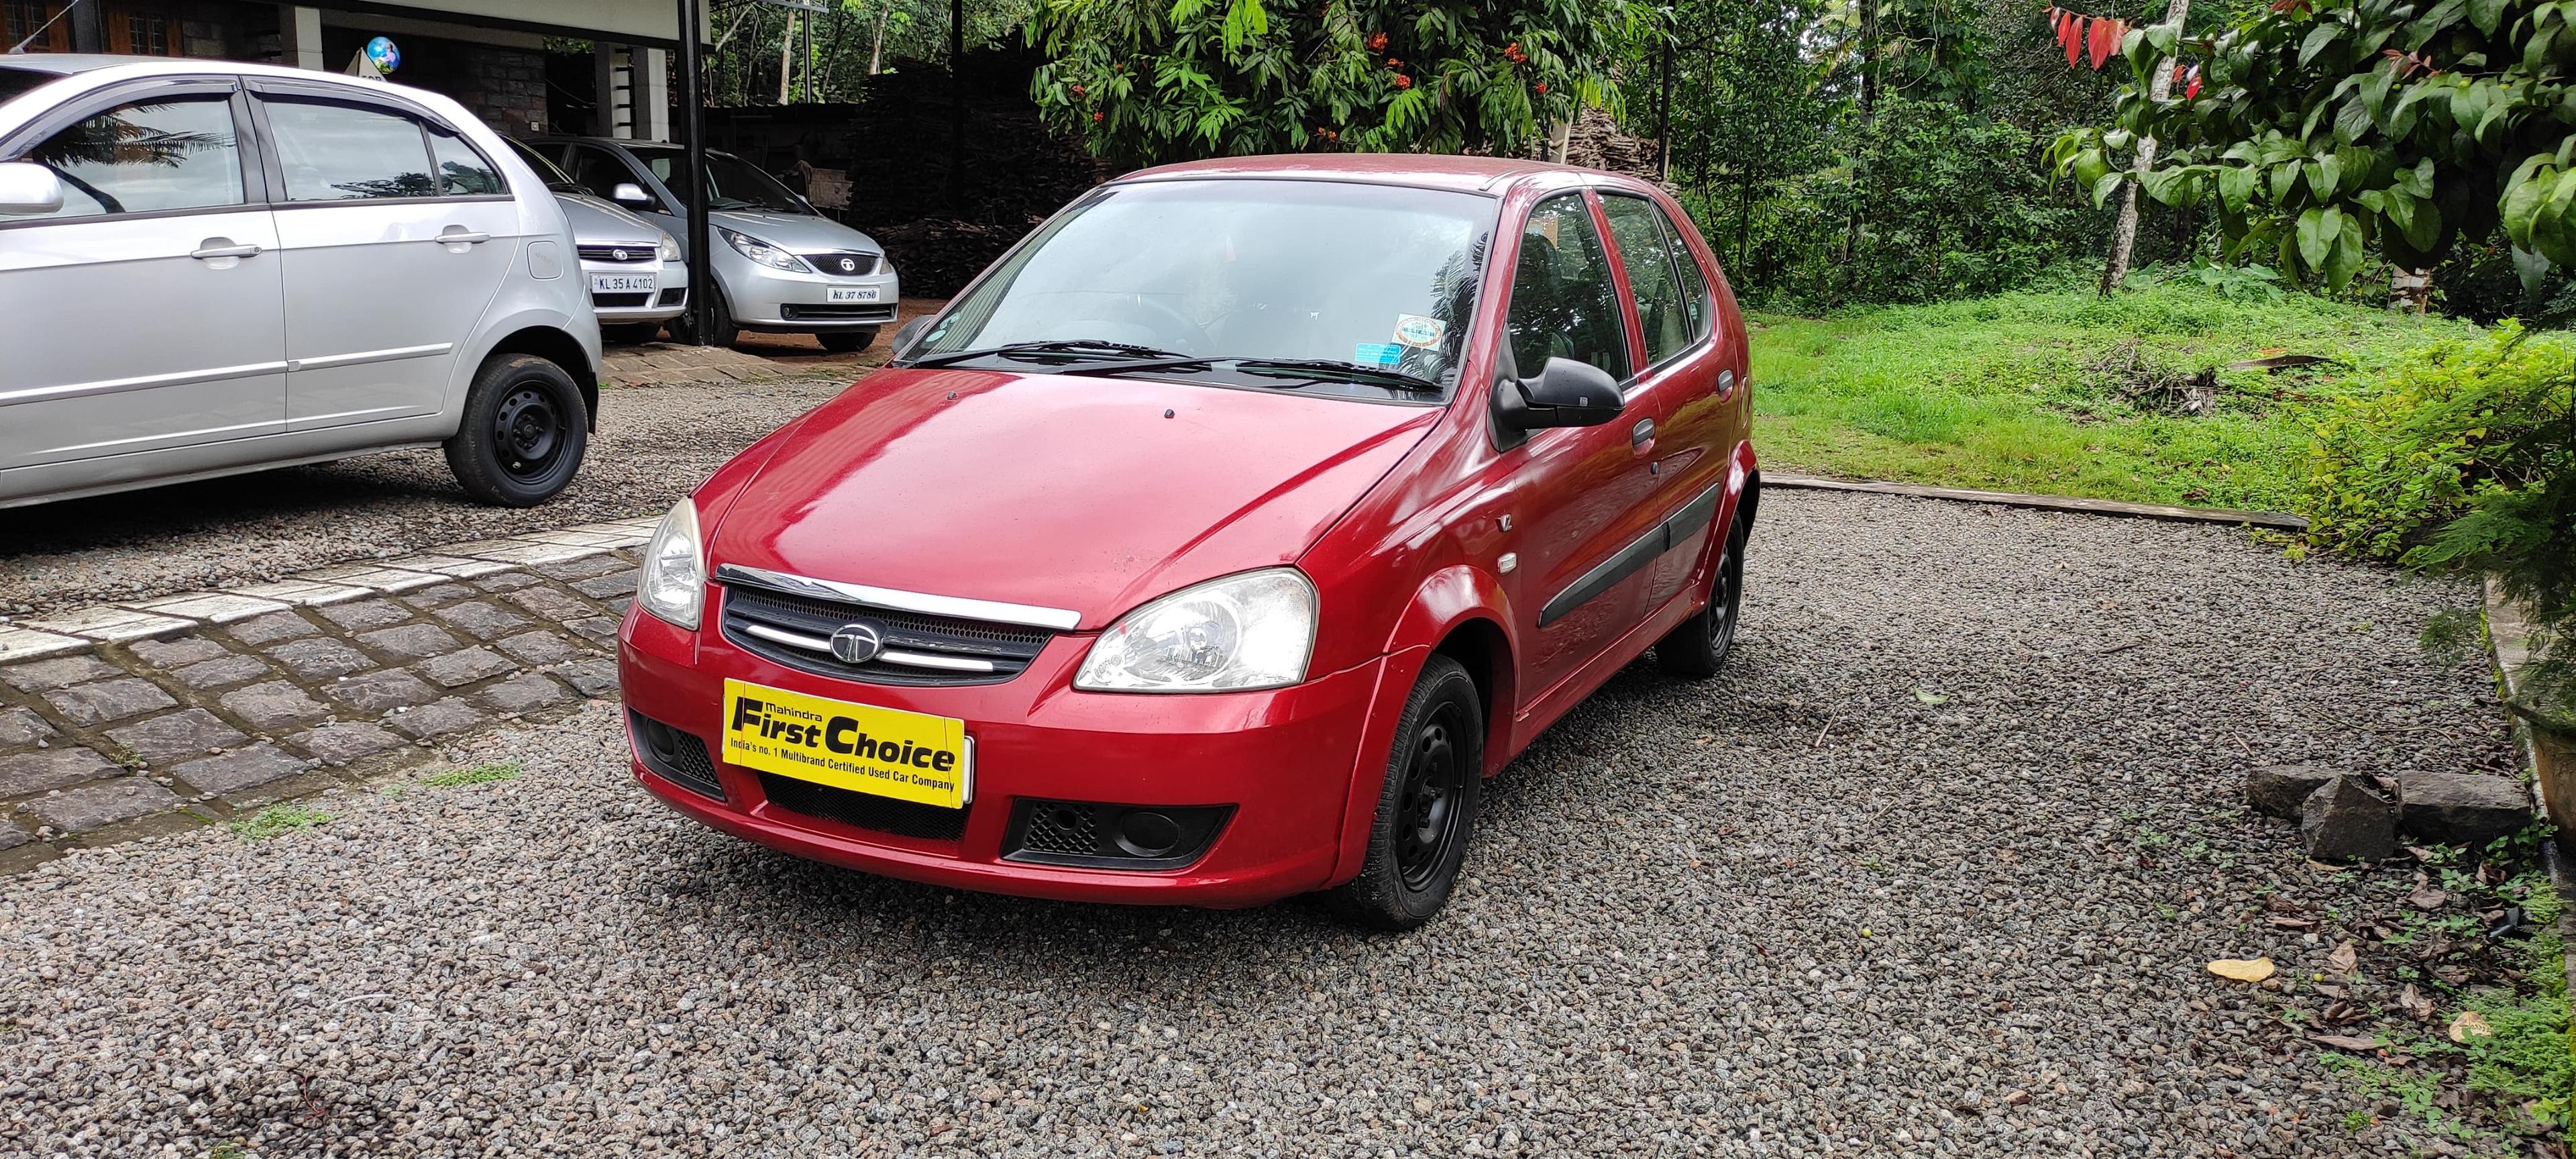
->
[2050,0,2576,292]
[1024,0,1629,166]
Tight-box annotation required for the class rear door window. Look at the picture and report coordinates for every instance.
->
[427,124,501,196]
[262,97,435,201]
[3,93,244,221]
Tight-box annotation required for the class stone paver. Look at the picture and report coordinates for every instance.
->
[566,617,621,643]
[290,722,405,765]
[0,823,28,850]
[574,570,641,600]
[171,744,309,796]
[390,699,488,740]
[474,572,541,592]
[533,554,627,581]
[417,647,515,689]
[434,601,531,640]
[27,777,180,832]
[265,638,372,681]
[225,578,372,605]
[169,654,274,691]
[225,611,318,647]
[561,659,619,699]
[218,681,333,730]
[326,669,443,715]
[2,654,119,693]
[0,625,87,663]
[0,747,116,796]
[494,632,586,666]
[479,673,574,715]
[129,637,227,668]
[357,623,464,660]
[402,583,477,609]
[320,600,411,632]
[120,591,288,623]
[44,678,177,727]
[18,606,192,642]
[506,587,591,621]
[0,707,56,748]
[103,709,246,764]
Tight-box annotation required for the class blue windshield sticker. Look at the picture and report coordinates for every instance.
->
[1354,342,1403,366]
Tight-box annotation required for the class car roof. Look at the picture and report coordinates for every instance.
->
[0,53,430,93]
[525,135,741,160]
[1117,153,1614,195]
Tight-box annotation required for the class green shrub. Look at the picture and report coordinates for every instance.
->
[2301,322,2576,726]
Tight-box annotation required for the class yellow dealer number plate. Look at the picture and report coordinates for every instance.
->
[721,678,972,809]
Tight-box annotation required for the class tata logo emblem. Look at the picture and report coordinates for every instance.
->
[837,257,857,272]
[829,621,884,664]
[611,248,630,262]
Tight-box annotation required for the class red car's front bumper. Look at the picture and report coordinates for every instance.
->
[614,600,1390,908]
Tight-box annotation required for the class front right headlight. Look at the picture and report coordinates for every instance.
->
[1074,568,1316,693]
[637,497,704,630]
[657,233,682,262]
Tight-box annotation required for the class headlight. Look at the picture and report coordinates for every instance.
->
[1074,568,1316,693]
[637,497,704,630]
[721,228,805,272]
[657,234,682,262]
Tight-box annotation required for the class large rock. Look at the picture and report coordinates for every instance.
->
[2302,774,2398,862]
[2398,772,2532,846]
[2247,764,2336,818]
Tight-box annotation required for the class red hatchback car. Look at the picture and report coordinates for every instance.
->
[616,154,1756,929]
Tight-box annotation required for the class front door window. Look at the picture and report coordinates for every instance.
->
[1502,193,1631,384]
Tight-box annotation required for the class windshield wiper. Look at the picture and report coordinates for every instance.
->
[904,340,1188,369]
[1228,358,1444,393]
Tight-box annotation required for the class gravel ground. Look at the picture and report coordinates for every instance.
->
[0,491,2525,1158]
[0,376,851,617]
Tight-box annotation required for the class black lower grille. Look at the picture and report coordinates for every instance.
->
[718,583,1052,687]
[782,303,895,321]
[655,287,686,305]
[629,711,723,800]
[802,250,880,276]
[593,292,651,308]
[1020,801,1099,856]
[1001,799,1230,870]
[759,772,967,842]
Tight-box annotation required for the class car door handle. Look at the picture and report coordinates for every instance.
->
[435,228,492,245]
[1631,418,1655,446]
[190,241,260,260]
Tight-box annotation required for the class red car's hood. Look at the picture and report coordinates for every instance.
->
[708,368,1438,628]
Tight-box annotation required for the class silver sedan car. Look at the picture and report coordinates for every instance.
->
[499,137,687,344]
[0,56,600,509]
[525,136,900,351]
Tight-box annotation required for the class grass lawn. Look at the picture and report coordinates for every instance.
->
[1746,283,2475,513]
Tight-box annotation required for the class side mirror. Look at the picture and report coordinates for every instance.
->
[888,315,932,361]
[0,162,64,216]
[610,181,651,207]
[1495,356,1623,430]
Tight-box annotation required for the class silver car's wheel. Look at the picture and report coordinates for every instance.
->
[443,354,588,507]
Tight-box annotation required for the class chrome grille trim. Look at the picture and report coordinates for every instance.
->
[740,621,830,651]
[714,564,1082,631]
[738,622,998,673]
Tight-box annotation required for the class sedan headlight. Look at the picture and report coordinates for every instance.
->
[721,227,805,272]
[1074,568,1316,693]
[637,497,705,630]
[657,234,682,262]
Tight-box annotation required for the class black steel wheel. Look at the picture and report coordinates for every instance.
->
[1656,517,1746,678]
[1331,654,1483,930]
[443,354,589,507]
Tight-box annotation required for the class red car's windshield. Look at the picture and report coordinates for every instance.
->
[916,179,1495,399]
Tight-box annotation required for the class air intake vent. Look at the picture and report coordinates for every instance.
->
[758,772,967,842]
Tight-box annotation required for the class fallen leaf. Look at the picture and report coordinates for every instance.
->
[2314,982,2349,999]
[2312,1034,2383,1052]
[2265,895,2304,914]
[2408,883,2447,911]
[2208,957,2276,982]
[2448,1011,2493,1043]
[2268,916,2318,929]
[2400,984,2436,1021]
[1915,690,1950,705]
[2326,942,2358,975]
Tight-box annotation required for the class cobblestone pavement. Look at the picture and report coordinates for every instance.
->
[0,525,648,868]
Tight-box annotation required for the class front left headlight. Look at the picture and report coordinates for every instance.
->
[657,234,682,262]
[721,227,806,272]
[637,497,704,630]
[1074,568,1317,693]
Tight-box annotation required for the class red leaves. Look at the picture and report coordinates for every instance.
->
[1503,42,1526,64]
[1534,80,1548,93]
[1393,72,1413,90]
[2172,62,2203,99]
[2046,7,2129,71]
[2382,47,2438,79]
[1365,30,1387,51]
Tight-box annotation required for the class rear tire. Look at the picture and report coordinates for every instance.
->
[816,327,877,353]
[443,354,589,507]
[1656,517,1746,678]
[1330,654,1483,931]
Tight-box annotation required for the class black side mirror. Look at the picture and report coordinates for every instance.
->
[888,315,932,361]
[1495,356,1624,431]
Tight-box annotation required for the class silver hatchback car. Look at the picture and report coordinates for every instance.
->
[0,56,601,509]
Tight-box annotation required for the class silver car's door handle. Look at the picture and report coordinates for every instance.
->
[190,242,260,260]
[435,228,492,244]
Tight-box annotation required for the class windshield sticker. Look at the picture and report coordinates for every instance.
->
[1393,314,1448,348]
[1354,342,1404,367]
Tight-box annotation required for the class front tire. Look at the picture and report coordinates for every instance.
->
[671,290,737,348]
[1330,654,1483,931]
[816,327,877,353]
[443,354,589,507]
[1656,517,1746,678]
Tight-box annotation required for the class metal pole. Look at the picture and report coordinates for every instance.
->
[1655,13,1673,181]
[676,0,715,345]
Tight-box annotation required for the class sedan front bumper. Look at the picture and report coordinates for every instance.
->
[724,261,900,332]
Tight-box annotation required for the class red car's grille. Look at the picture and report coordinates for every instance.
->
[716,583,1053,687]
